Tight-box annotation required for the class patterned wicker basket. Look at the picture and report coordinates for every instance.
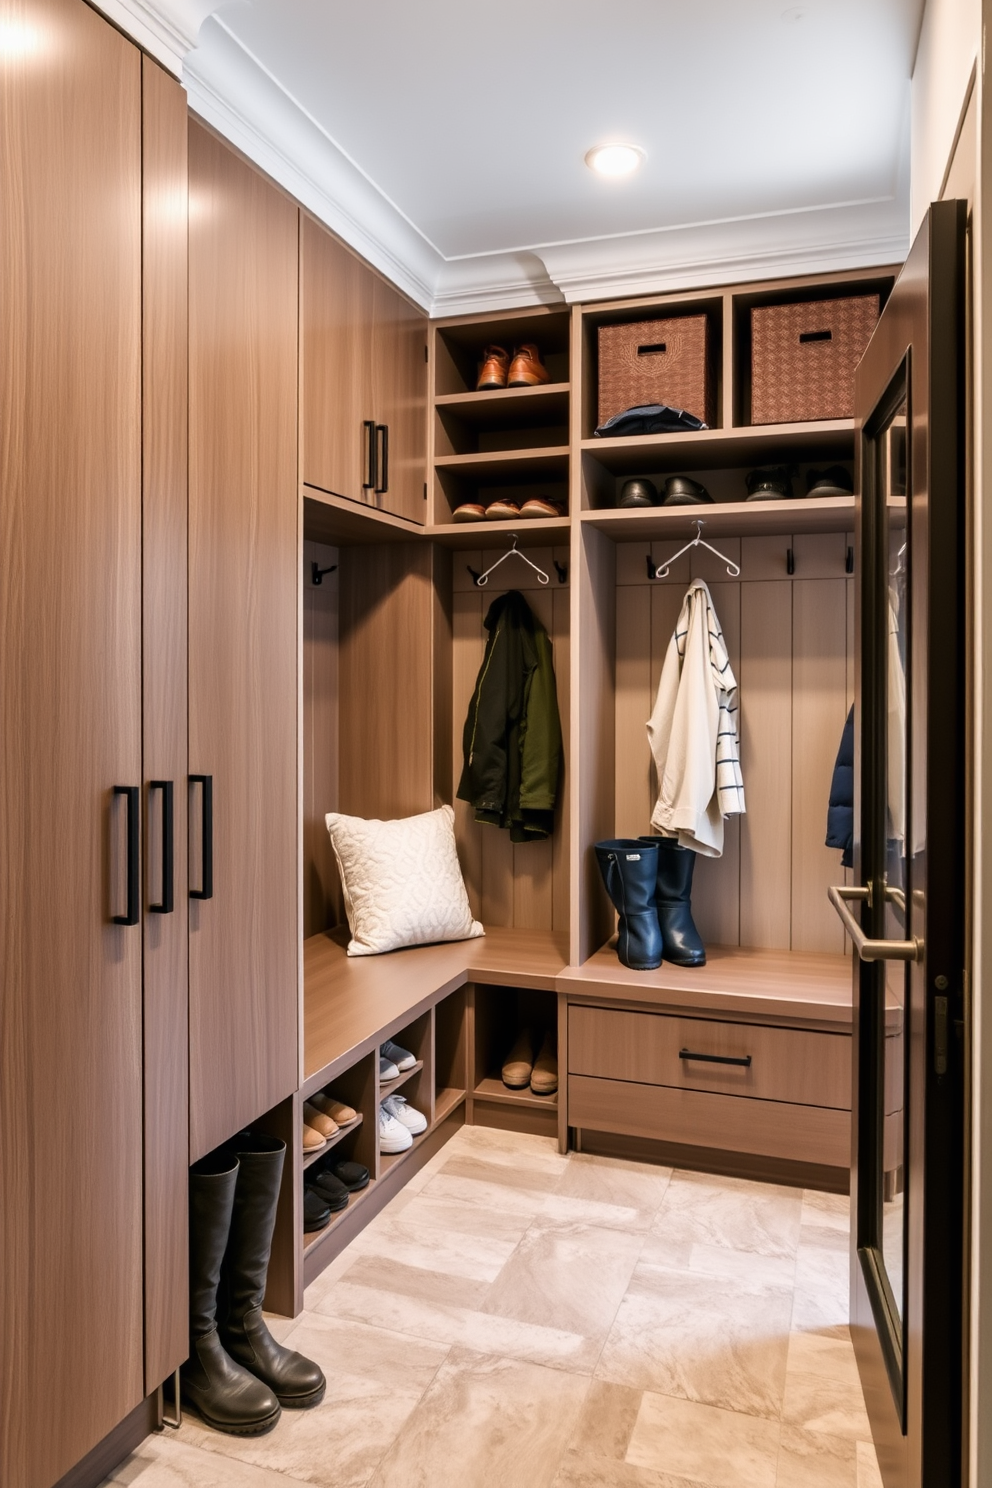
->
[750,294,879,424]
[598,315,713,429]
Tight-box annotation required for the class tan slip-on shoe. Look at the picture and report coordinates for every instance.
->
[476,345,510,390]
[485,499,521,521]
[507,343,550,387]
[302,1124,326,1153]
[502,1029,535,1089]
[452,503,487,523]
[530,1030,558,1095]
[518,497,565,519]
[303,1101,339,1139]
[311,1093,359,1127]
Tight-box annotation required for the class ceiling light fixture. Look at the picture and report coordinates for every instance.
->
[585,143,645,179]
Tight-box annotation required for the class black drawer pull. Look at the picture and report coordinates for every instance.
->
[112,785,140,926]
[799,329,832,344]
[190,774,213,901]
[149,780,174,915]
[363,419,377,491]
[679,1048,752,1068]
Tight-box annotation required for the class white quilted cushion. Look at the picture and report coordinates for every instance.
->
[325,805,485,957]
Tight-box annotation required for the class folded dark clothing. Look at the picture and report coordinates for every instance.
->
[594,404,708,437]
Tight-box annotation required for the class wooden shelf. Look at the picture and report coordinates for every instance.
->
[434,446,569,479]
[436,383,569,425]
[582,420,855,475]
[474,1074,558,1109]
[426,515,570,549]
[303,1177,376,1258]
[303,488,424,546]
[580,496,854,540]
[560,943,853,1031]
[434,1086,467,1124]
[302,1111,364,1170]
[379,1059,424,1099]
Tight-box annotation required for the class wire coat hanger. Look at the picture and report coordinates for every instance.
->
[473,534,550,587]
[650,519,741,580]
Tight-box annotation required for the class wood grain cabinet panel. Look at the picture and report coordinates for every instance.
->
[371,275,428,523]
[568,1005,851,1109]
[0,2,144,1483]
[141,56,189,1394]
[188,122,300,1161]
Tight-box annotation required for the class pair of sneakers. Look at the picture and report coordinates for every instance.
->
[378,1093,427,1153]
[379,1039,416,1081]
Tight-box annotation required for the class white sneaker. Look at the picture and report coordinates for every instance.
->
[381,1039,416,1072]
[382,1093,427,1135]
[379,1054,400,1080]
[379,1106,413,1153]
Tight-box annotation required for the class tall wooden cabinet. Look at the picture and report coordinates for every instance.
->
[0,3,145,1483]
[303,215,428,524]
[187,122,300,1162]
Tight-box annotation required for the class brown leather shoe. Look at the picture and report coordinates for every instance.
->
[485,499,521,521]
[452,502,487,523]
[507,344,550,387]
[519,497,565,519]
[476,345,510,390]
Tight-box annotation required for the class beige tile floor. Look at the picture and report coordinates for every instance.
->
[102,1126,883,1488]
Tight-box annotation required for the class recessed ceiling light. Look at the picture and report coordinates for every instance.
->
[585,143,645,179]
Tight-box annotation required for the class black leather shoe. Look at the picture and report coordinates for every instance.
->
[745,466,793,501]
[331,1160,370,1192]
[618,478,658,508]
[221,1135,327,1409]
[308,1170,350,1211]
[663,475,713,506]
[303,1187,331,1232]
[805,464,853,497]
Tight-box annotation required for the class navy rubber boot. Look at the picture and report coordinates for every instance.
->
[594,839,663,970]
[639,836,706,967]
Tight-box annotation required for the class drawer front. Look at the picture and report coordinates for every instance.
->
[568,1005,850,1110]
[568,1075,851,1170]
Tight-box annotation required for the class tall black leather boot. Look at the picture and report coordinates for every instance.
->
[640,835,706,967]
[594,839,663,970]
[220,1134,326,1409]
[181,1153,282,1435]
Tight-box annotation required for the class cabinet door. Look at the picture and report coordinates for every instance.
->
[141,56,189,1393]
[188,122,300,1162]
[0,3,144,1485]
[303,215,375,503]
[372,276,428,523]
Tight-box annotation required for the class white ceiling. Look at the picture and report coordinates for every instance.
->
[106,0,922,311]
[210,0,921,261]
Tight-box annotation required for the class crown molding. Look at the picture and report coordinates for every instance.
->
[89,0,223,74]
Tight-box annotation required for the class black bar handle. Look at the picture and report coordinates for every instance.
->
[113,785,140,926]
[679,1048,752,1068]
[149,780,174,915]
[375,423,389,494]
[362,419,377,491]
[190,774,213,901]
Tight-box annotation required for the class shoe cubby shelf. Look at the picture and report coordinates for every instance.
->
[435,446,569,475]
[580,496,855,540]
[379,1059,424,1100]
[436,383,570,420]
[474,1074,558,1110]
[302,1111,364,1170]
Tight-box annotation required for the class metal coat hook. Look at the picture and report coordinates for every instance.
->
[846,546,854,574]
[649,519,741,580]
[472,534,550,587]
[553,559,568,585]
[311,561,337,586]
[787,548,795,575]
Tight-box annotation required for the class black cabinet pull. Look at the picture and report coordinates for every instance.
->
[679,1048,752,1068]
[362,419,377,491]
[190,774,213,900]
[149,780,174,915]
[112,785,140,926]
[375,423,389,494]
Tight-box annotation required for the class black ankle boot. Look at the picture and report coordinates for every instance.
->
[640,836,706,966]
[594,839,663,970]
[181,1154,282,1435]
[220,1134,326,1409]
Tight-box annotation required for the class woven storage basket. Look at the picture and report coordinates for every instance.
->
[750,294,879,424]
[598,315,713,428]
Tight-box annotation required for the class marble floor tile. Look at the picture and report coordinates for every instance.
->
[626,1390,781,1488]
[782,1332,872,1440]
[103,1435,309,1487]
[369,1347,589,1488]
[792,1228,852,1337]
[394,1188,534,1243]
[857,1440,885,1488]
[277,1312,449,1392]
[801,1189,851,1233]
[650,1171,803,1264]
[354,1212,519,1283]
[543,1153,672,1232]
[597,1262,793,1417]
[776,1426,859,1487]
[419,1166,552,1218]
[340,1251,493,1310]
[553,1456,711,1487]
[483,1218,644,1347]
[687,1241,797,1289]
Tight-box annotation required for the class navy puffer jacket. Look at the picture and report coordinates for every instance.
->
[825,705,854,869]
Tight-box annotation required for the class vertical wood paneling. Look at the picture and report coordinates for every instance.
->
[792,577,849,951]
[140,54,189,1396]
[739,580,793,948]
[303,540,339,936]
[615,585,653,837]
[0,5,144,1482]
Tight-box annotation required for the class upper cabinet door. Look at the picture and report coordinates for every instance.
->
[371,275,429,524]
[303,215,375,504]
[0,2,144,1484]
[188,122,300,1162]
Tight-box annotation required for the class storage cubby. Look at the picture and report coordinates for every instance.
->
[433,308,571,398]
[471,983,559,1138]
[435,387,570,457]
[433,458,570,528]
[302,1050,378,1263]
[434,987,469,1123]
[579,454,855,514]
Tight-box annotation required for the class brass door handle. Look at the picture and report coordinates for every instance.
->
[828,884,922,962]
